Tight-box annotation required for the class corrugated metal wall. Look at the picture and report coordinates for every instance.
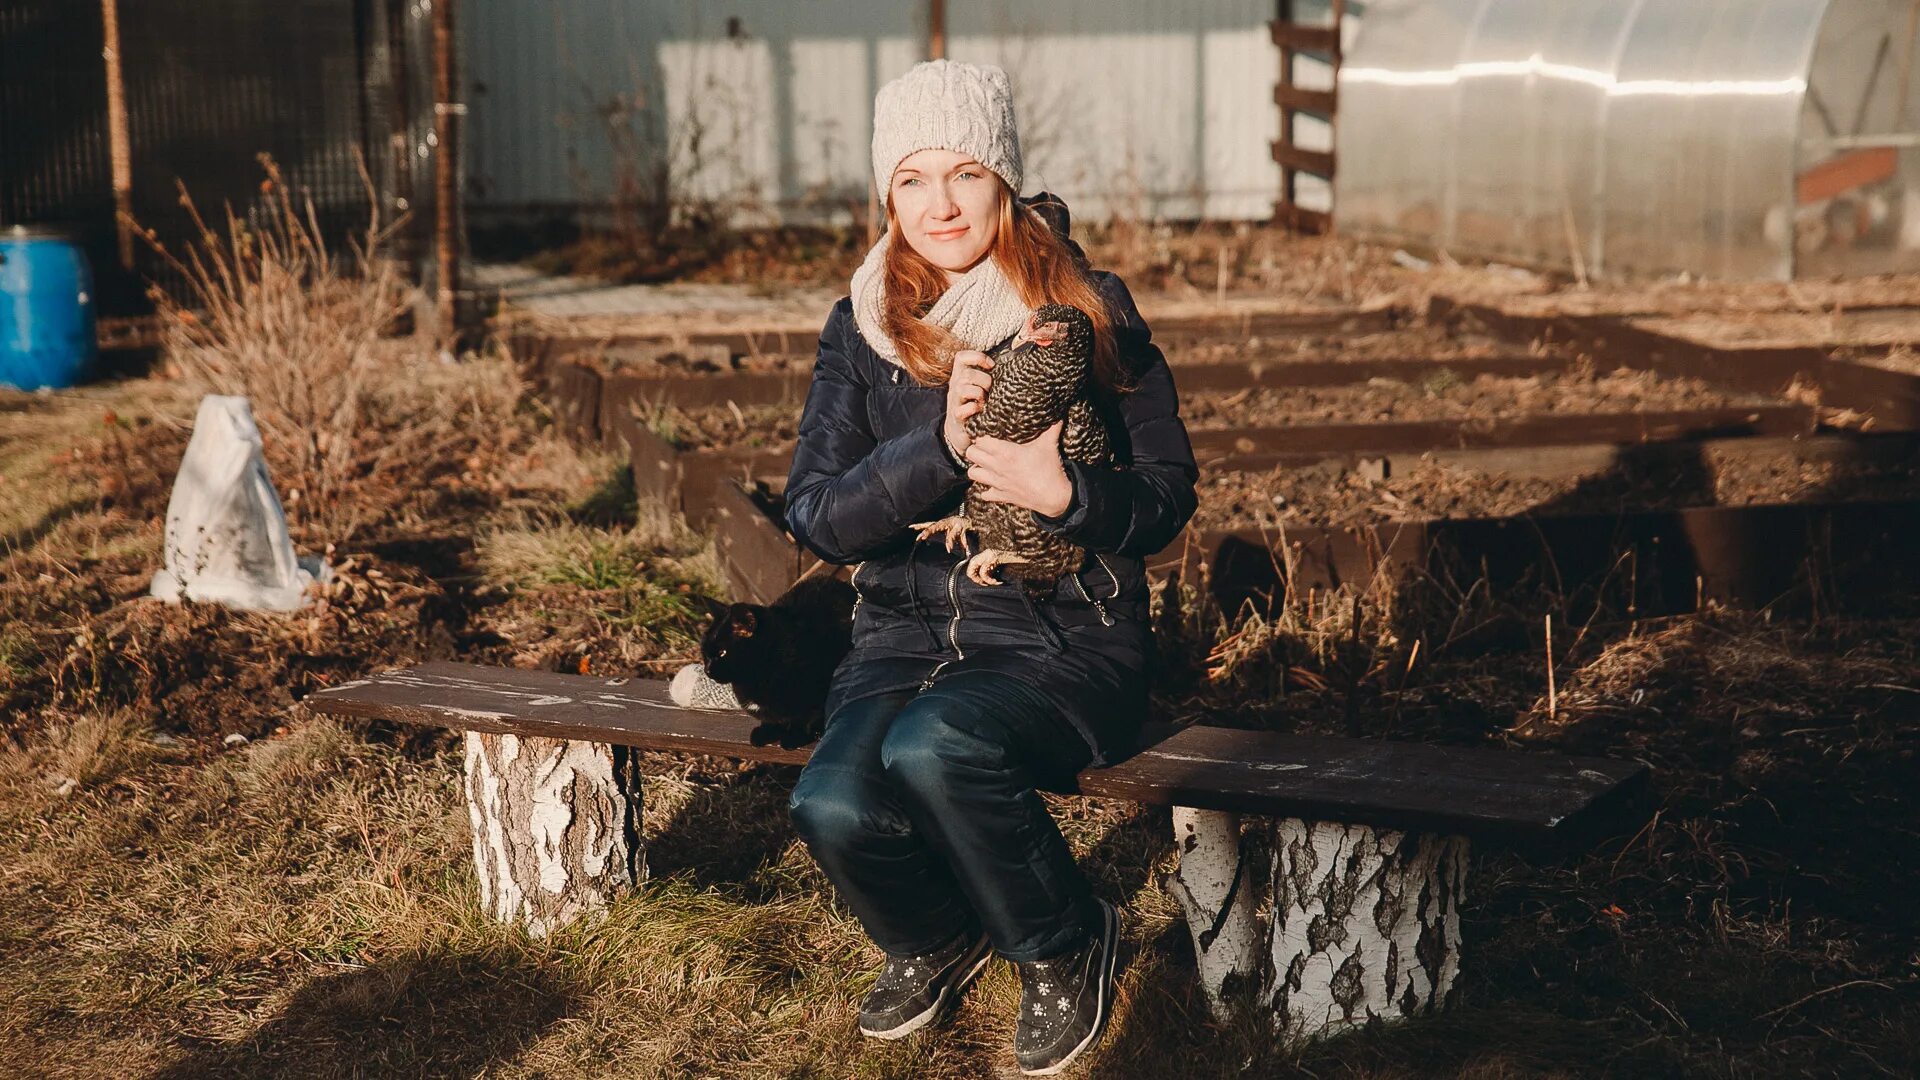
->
[461,0,1286,224]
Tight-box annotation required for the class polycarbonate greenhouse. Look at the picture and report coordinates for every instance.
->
[1334,0,1920,280]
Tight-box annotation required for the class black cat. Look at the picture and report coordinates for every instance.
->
[699,575,857,749]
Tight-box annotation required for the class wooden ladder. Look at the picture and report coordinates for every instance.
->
[1271,0,1343,232]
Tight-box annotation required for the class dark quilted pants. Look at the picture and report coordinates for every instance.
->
[787,669,1100,963]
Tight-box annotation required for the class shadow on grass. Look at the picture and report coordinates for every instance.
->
[3,497,93,556]
[148,950,576,1080]
[645,763,805,900]
[1079,805,1176,912]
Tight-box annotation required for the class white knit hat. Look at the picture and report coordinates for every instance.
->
[870,59,1022,195]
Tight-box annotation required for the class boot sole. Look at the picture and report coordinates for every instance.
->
[860,932,995,1040]
[1018,898,1121,1076]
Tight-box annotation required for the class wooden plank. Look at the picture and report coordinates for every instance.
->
[306,661,815,765]
[302,661,1648,844]
[1271,143,1336,178]
[1814,356,1920,430]
[1797,147,1898,205]
[602,370,811,410]
[1433,298,1815,399]
[1274,84,1337,115]
[1209,430,1920,486]
[618,354,1562,413]
[1269,21,1340,53]
[1082,724,1646,843]
[599,341,734,370]
[1272,202,1333,235]
[506,330,562,380]
[608,403,684,509]
[1170,355,1565,391]
[548,360,605,444]
[1186,405,1813,461]
[693,403,1823,500]
[1152,307,1397,342]
[528,308,1400,360]
[704,481,801,604]
[679,451,758,530]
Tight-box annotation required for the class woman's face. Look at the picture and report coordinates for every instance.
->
[889,148,1003,280]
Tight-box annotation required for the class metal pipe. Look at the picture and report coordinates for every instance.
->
[99,0,134,269]
[432,0,460,346]
[1801,134,1920,149]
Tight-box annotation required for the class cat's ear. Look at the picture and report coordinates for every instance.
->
[689,593,730,623]
[728,604,759,636]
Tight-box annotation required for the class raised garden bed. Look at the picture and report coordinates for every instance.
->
[1189,433,1920,533]
[519,288,1920,618]
[1180,367,1772,427]
[616,366,1790,457]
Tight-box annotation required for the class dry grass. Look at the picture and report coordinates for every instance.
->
[7,269,1920,1075]
[142,157,532,544]
[6,547,1916,1076]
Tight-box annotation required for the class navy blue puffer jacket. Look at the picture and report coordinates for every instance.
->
[784,270,1197,767]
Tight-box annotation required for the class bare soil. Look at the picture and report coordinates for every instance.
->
[1450,275,1920,319]
[1164,322,1520,365]
[1181,367,1767,428]
[649,364,1771,456]
[1630,307,1920,351]
[567,321,1544,381]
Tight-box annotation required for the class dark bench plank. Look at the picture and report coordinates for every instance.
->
[304,661,1648,843]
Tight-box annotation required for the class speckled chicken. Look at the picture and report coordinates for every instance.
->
[913,303,1111,587]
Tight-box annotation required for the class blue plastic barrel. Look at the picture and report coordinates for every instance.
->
[0,225,99,390]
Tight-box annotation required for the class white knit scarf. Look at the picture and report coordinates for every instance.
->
[849,231,1032,370]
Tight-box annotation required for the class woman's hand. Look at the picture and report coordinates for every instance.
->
[943,349,993,456]
[965,420,1073,517]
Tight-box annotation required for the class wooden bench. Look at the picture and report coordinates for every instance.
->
[304,660,1649,1040]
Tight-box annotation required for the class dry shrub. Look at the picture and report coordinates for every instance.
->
[1152,550,1413,727]
[143,156,520,543]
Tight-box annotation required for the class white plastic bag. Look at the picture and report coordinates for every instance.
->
[149,394,331,612]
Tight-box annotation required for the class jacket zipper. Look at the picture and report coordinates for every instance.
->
[1093,554,1121,604]
[849,560,865,623]
[920,557,968,691]
[1072,558,1116,627]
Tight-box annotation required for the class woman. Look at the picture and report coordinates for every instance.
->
[783,59,1196,1076]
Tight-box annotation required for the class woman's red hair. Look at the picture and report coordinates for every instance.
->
[879,183,1127,392]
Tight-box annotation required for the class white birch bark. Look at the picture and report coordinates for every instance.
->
[1266,818,1467,1039]
[1163,807,1265,1019]
[462,731,645,936]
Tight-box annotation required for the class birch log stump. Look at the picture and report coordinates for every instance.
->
[1267,819,1468,1038]
[1164,807,1265,1018]
[463,731,646,936]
